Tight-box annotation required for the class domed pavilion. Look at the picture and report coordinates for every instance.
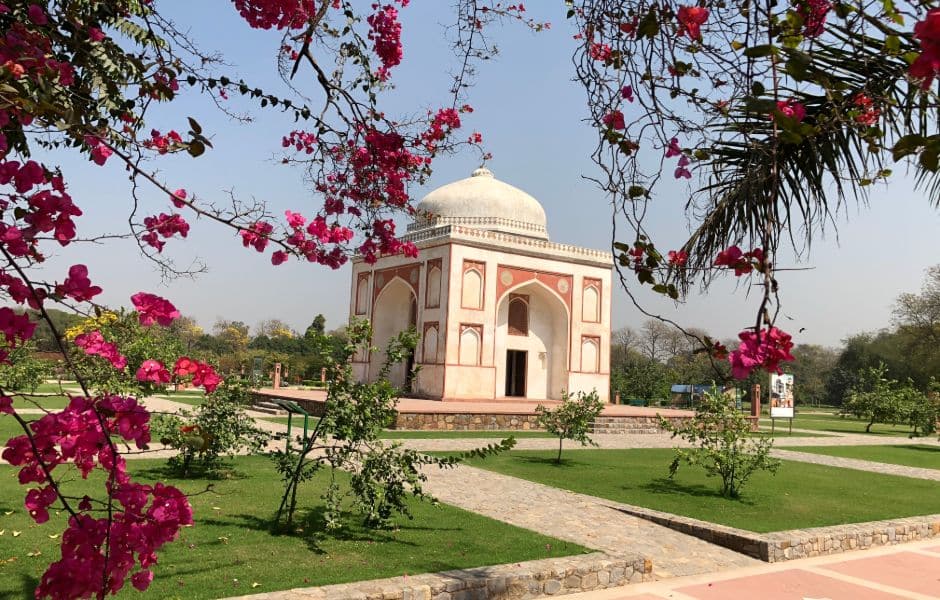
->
[348,167,613,402]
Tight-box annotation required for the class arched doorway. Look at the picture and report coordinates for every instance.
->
[370,278,417,390]
[494,282,568,400]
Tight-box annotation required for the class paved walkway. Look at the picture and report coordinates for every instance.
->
[421,463,760,579]
[771,448,940,481]
[566,538,940,599]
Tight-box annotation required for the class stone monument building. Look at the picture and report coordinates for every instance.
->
[348,167,613,402]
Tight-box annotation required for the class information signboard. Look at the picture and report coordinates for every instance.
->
[769,373,795,419]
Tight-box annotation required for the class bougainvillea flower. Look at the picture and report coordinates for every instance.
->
[677,6,709,41]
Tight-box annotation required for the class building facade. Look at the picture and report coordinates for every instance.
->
[348,167,613,402]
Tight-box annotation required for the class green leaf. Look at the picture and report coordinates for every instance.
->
[751,81,765,96]
[919,149,939,172]
[743,44,776,58]
[628,185,646,199]
[637,8,660,40]
[187,117,202,135]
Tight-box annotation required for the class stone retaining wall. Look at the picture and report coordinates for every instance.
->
[612,502,940,563]
[395,412,542,431]
[764,515,940,562]
[226,552,652,600]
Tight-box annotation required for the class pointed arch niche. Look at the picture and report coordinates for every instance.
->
[422,321,440,364]
[425,259,442,308]
[581,336,600,373]
[458,324,482,366]
[461,260,485,310]
[582,278,601,323]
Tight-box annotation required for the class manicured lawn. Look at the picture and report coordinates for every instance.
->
[9,395,69,410]
[760,413,916,437]
[455,449,940,533]
[795,444,940,470]
[751,429,831,438]
[153,391,207,407]
[0,456,586,599]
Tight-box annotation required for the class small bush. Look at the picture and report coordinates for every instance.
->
[663,388,779,498]
[536,390,605,463]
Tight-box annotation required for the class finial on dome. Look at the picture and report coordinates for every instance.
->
[472,166,493,178]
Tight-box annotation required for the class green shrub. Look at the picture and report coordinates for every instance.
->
[663,388,779,498]
[535,390,605,463]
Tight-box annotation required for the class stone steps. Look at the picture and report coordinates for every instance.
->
[251,400,288,416]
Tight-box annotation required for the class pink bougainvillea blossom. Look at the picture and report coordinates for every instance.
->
[602,110,625,130]
[621,85,634,102]
[240,220,274,252]
[676,6,709,41]
[910,8,940,88]
[131,292,181,327]
[136,359,171,384]
[794,0,832,38]
[56,264,102,302]
[668,250,688,266]
[714,245,764,276]
[728,326,795,379]
[0,306,35,347]
[775,99,806,123]
[171,188,188,208]
[852,93,880,126]
[173,357,222,393]
[74,331,127,370]
[674,154,692,179]
[231,0,311,29]
[665,137,682,158]
[83,135,112,166]
[367,2,408,81]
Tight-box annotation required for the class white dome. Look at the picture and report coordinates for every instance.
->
[413,167,549,240]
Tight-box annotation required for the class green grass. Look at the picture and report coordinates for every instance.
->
[452,449,940,533]
[153,391,207,407]
[794,444,940,470]
[9,395,69,411]
[0,456,586,599]
[751,429,831,438]
[760,413,916,437]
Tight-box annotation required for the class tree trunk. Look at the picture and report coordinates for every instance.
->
[556,436,563,463]
[866,418,874,433]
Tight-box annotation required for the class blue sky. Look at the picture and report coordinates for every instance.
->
[36,2,940,346]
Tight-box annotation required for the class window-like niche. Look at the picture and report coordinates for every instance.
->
[581,337,599,373]
[426,264,442,308]
[459,325,482,366]
[582,281,600,323]
[507,295,529,336]
[422,323,439,364]
[461,263,484,310]
[355,275,370,315]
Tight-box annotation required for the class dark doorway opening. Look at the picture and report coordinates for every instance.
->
[505,350,527,397]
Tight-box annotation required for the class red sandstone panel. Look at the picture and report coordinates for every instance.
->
[676,569,907,600]
[920,545,940,554]
[819,551,940,596]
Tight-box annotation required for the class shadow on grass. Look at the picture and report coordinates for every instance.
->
[894,444,940,453]
[132,464,251,483]
[204,505,459,555]
[637,477,756,506]
[514,455,587,468]
[9,574,38,600]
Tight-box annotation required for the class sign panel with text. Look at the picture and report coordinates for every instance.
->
[769,373,795,419]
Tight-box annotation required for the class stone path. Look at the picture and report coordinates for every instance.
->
[771,448,940,482]
[420,463,760,579]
